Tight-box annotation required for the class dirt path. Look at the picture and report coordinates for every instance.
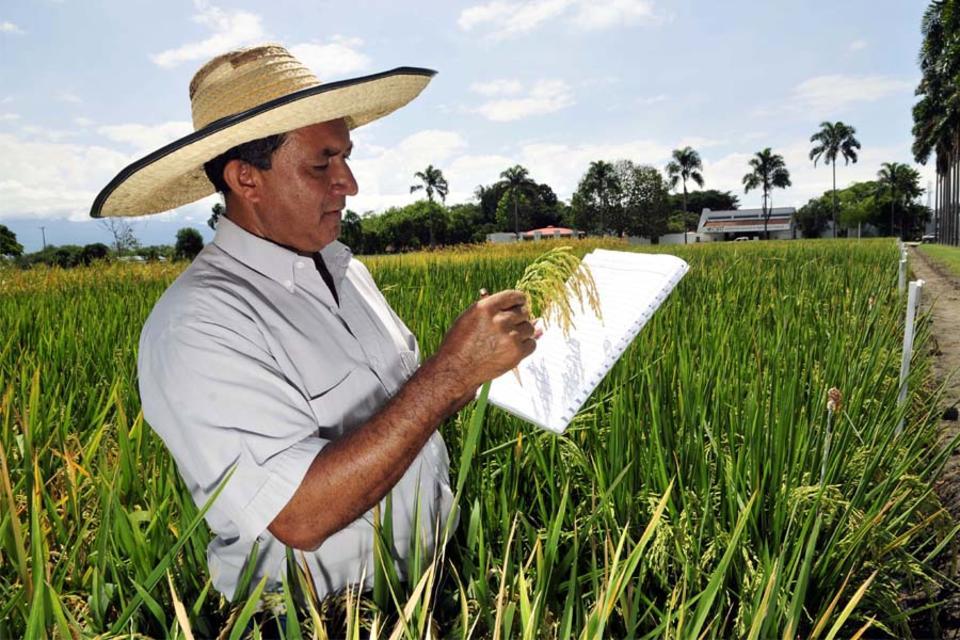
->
[910,247,960,424]
[908,246,960,637]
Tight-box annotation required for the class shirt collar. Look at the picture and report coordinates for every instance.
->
[213,215,352,288]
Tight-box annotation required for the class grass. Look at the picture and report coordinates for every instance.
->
[918,243,960,278]
[0,238,955,638]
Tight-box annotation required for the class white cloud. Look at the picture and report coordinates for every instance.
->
[21,125,80,142]
[458,0,658,38]
[0,133,132,221]
[74,117,94,127]
[791,74,914,115]
[472,79,574,121]
[469,79,524,97]
[849,39,868,51]
[0,113,20,122]
[349,130,469,211]
[459,0,571,37]
[97,121,192,153]
[0,21,24,34]
[570,0,656,30]
[288,36,371,80]
[150,1,264,68]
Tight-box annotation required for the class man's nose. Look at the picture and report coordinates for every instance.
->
[333,161,359,196]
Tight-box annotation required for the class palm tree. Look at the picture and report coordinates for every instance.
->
[665,146,705,244]
[877,162,923,240]
[498,165,537,238]
[742,148,792,240]
[809,121,861,237]
[410,165,449,247]
[913,0,960,245]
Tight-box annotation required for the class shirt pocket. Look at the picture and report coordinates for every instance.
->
[304,361,356,436]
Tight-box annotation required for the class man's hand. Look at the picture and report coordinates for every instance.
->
[432,289,538,395]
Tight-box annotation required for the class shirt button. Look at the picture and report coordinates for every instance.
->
[283,279,293,289]
[295,261,305,269]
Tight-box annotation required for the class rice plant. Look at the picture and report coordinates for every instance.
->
[0,238,954,638]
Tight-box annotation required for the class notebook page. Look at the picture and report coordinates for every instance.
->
[487,249,688,433]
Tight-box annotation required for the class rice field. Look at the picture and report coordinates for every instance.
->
[0,238,955,638]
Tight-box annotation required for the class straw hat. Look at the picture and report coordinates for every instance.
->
[91,44,435,218]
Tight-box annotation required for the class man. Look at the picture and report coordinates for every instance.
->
[91,44,537,600]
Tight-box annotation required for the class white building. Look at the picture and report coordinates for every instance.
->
[697,207,798,241]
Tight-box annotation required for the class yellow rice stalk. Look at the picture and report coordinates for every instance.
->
[515,246,601,336]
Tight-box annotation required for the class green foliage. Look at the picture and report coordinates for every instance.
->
[571,162,674,239]
[81,242,110,264]
[0,224,23,257]
[615,161,671,239]
[14,243,115,269]
[667,189,740,216]
[877,162,924,239]
[796,197,832,239]
[801,179,930,239]
[174,227,204,261]
[495,189,532,232]
[208,202,225,230]
[571,160,621,235]
[340,209,364,250]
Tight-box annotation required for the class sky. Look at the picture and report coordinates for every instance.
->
[0,0,934,252]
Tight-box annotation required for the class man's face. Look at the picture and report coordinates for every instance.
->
[252,118,358,253]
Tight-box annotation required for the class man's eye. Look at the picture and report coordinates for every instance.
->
[313,164,329,171]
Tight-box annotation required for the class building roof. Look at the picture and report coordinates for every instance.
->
[697,207,796,234]
[521,226,579,238]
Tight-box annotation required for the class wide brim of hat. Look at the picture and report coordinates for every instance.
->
[91,67,436,218]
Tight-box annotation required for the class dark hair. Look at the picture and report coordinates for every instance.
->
[203,133,288,195]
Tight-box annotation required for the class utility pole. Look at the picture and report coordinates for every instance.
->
[39,226,46,251]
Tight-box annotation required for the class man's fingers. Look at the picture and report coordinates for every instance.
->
[511,322,536,341]
[520,337,537,357]
[495,308,532,328]
[483,289,527,311]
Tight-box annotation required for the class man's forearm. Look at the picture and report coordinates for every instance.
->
[268,353,471,550]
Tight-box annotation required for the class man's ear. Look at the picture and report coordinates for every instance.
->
[222,160,262,204]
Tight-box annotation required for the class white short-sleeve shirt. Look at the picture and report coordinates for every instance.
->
[137,215,454,599]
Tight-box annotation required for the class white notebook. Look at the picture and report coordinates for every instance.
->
[487,249,689,434]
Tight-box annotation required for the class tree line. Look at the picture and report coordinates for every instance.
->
[0,221,205,269]
[329,155,741,254]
